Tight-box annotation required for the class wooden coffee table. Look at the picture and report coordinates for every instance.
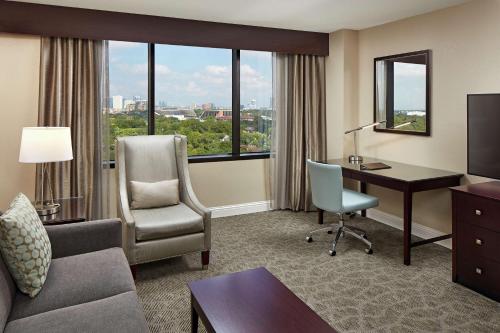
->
[188,267,337,333]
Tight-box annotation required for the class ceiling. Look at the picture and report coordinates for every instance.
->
[11,0,470,33]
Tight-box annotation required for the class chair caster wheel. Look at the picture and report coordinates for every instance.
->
[365,248,373,254]
[329,250,336,256]
[306,236,313,243]
[362,234,368,239]
[327,230,333,234]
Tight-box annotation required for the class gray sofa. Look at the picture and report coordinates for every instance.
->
[0,219,149,333]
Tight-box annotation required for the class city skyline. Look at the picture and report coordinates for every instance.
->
[109,41,273,109]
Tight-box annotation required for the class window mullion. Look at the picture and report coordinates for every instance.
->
[148,43,155,135]
[232,49,241,156]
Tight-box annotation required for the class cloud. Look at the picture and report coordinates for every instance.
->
[241,50,272,61]
[205,65,230,76]
[109,41,141,49]
[240,64,271,90]
[115,63,171,76]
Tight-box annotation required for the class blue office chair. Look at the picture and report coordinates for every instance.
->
[306,159,379,256]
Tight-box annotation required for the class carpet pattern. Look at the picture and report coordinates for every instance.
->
[135,211,500,332]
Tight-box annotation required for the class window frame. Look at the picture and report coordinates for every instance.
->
[108,43,271,167]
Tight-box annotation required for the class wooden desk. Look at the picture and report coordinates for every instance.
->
[188,267,336,333]
[326,158,463,265]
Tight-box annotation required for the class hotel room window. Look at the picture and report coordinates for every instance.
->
[154,44,233,156]
[108,41,149,159]
[240,50,273,153]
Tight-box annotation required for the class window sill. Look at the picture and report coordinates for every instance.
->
[105,152,269,168]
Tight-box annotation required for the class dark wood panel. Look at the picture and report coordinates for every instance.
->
[455,191,500,233]
[0,1,328,55]
[451,181,500,202]
[457,222,500,264]
[456,255,500,302]
[189,267,336,333]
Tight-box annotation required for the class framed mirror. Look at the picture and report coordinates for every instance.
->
[374,50,430,136]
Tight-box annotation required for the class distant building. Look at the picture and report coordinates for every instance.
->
[112,95,123,111]
[202,103,215,111]
[123,99,135,110]
[156,107,197,120]
[246,99,257,110]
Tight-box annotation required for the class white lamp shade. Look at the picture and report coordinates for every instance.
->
[19,127,73,163]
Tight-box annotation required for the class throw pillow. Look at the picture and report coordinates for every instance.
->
[130,179,180,209]
[0,193,52,297]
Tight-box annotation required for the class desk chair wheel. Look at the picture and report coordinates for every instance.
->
[329,250,336,256]
[365,248,373,255]
[306,236,313,243]
[362,234,368,239]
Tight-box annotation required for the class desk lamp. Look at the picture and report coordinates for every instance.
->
[345,121,415,164]
[19,127,73,215]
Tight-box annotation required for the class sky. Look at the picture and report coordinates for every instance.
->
[109,41,272,108]
[393,62,426,110]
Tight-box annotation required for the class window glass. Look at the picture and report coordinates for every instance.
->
[240,50,273,153]
[154,44,232,156]
[108,41,149,159]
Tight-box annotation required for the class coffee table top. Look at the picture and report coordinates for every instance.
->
[188,267,336,333]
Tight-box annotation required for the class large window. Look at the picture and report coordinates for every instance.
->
[108,42,272,162]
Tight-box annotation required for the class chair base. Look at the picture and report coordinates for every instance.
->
[306,213,373,255]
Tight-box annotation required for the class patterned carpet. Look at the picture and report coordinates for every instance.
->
[135,211,500,332]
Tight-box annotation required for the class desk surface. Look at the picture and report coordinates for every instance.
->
[327,157,463,182]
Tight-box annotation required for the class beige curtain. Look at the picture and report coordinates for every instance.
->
[270,53,326,211]
[37,37,110,220]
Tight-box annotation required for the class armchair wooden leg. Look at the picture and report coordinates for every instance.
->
[201,250,210,270]
[130,265,137,280]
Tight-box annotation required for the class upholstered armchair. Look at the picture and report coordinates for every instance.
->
[116,135,211,270]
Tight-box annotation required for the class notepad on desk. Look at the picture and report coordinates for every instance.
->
[360,162,392,171]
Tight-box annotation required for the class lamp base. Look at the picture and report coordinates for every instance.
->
[35,203,60,216]
[348,155,363,164]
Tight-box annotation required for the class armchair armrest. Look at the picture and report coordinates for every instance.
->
[45,219,122,259]
[175,135,212,250]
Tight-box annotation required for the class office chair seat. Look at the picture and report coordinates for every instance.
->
[342,189,379,213]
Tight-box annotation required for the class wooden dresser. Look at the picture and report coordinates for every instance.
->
[450,181,500,302]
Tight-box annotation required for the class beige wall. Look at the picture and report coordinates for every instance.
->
[0,33,270,211]
[328,0,500,233]
[0,33,40,209]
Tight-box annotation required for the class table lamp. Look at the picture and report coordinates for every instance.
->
[19,127,73,215]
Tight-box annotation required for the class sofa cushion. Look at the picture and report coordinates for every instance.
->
[4,291,149,333]
[132,202,203,241]
[9,247,135,320]
[0,193,52,297]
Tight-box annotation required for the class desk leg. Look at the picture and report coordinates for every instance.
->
[403,190,413,265]
[191,297,198,333]
[360,182,367,217]
[318,209,324,224]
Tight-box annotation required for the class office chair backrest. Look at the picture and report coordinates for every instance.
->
[307,159,343,212]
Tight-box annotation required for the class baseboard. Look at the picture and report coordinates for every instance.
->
[210,200,272,218]
[366,209,452,249]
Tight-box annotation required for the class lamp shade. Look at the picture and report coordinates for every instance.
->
[19,127,73,163]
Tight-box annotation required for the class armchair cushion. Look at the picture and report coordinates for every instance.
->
[9,247,135,321]
[132,203,203,241]
[130,179,179,209]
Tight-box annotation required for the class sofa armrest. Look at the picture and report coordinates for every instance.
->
[45,219,122,259]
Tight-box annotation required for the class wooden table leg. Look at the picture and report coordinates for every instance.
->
[403,190,413,265]
[191,296,198,333]
[360,182,367,217]
[318,209,324,224]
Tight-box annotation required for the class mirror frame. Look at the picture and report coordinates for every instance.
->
[373,49,431,136]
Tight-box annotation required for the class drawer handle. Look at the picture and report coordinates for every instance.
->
[475,267,483,275]
[475,209,483,216]
[475,238,483,246]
